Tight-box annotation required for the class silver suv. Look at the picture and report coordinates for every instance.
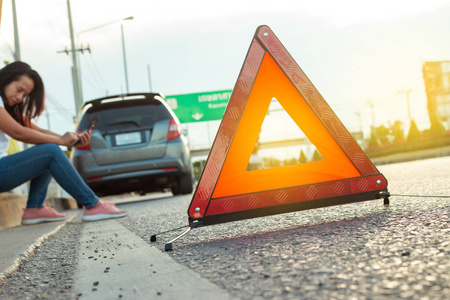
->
[71,93,193,197]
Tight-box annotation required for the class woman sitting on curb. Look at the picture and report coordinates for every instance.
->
[0,61,128,225]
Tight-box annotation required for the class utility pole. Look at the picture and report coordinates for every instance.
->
[367,100,376,130]
[367,99,378,145]
[121,24,129,94]
[354,110,365,148]
[45,108,51,130]
[398,89,413,124]
[11,0,30,193]
[354,110,363,137]
[66,0,82,116]
[147,64,152,92]
[12,0,20,60]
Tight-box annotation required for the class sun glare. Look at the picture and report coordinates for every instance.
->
[287,0,450,27]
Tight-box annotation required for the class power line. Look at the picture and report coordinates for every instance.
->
[45,18,69,41]
[48,0,71,38]
[40,101,76,130]
[45,92,75,116]
[0,35,16,60]
[86,54,109,91]
[80,54,108,94]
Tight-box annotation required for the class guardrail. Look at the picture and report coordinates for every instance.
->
[365,135,450,158]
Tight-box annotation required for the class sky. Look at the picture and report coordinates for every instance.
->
[1,0,450,142]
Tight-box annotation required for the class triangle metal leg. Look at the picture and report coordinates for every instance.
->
[150,225,189,243]
[164,226,193,251]
[380,191,390,205]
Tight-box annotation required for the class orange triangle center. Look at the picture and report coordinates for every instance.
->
[246,97,324,171]
[212,53,361,198]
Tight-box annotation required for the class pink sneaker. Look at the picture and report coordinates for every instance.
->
[22,206,67,225]
[82,201,128,221]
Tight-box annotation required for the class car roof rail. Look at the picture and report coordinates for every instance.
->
[81,92,165,109]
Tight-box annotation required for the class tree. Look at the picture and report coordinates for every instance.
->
[429,114,446,136]
[368,129,379,148]
[375,124,390,145]
[407,120,421,142]
[391,120,405,144]
[312,150,322,161]
[263,157,281,168]
[299,150,307,164]
[284,158,298,167]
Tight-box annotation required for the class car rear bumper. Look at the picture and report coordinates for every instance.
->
[82,159,190,196]
[80,156,189,183]
[87,165,182,183]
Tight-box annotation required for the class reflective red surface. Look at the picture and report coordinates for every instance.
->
[188,25,387,221]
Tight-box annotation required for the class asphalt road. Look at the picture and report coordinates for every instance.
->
[1,156,449,299]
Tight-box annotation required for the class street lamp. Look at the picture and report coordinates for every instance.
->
[77,16,134,36]
[77,16,134,98]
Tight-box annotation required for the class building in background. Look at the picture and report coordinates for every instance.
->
[422,61,450,128]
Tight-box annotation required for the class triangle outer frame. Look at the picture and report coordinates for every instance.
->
[188,25,388,225]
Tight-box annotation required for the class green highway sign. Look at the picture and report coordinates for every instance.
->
[165,90,232,123]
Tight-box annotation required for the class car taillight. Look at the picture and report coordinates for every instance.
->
[167,119,181,141]
[88,177,102,182]
[75,130,91,151]
[163,167,178,171]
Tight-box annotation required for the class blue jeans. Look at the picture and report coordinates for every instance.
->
[0,143,98,209]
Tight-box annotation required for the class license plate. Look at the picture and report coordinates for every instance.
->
[115,132,141,145]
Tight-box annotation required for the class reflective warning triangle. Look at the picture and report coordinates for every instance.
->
[188,25,388,226]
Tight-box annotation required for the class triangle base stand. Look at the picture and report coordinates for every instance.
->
[161,191,390,251]
[149,221,202,251]
[196,189,390,227]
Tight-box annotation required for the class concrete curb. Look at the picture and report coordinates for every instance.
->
[72,220,235,300]
[0,214,77,282]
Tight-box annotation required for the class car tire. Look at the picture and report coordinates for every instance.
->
[179,172,194,194]
[172,172,193,196]
[171,186,180,196]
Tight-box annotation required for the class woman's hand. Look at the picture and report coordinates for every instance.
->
[74,130,92,148]
[61,132,79,147]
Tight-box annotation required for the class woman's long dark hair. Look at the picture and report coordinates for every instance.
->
[0,61,44,127]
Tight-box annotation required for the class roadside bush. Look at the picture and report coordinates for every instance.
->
[407,120,421,142]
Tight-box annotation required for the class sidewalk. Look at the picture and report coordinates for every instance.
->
[0,211,78,281]
[72,219,233,299]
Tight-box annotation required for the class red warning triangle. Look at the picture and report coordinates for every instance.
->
[188,25,388,226]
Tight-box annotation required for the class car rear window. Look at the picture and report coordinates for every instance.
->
[78,100,172,131]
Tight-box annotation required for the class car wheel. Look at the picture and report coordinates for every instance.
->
[172,173,193,196]
[171,182,181,196]
[178,172,193,194]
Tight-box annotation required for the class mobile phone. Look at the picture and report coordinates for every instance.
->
[74,123,96,146]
